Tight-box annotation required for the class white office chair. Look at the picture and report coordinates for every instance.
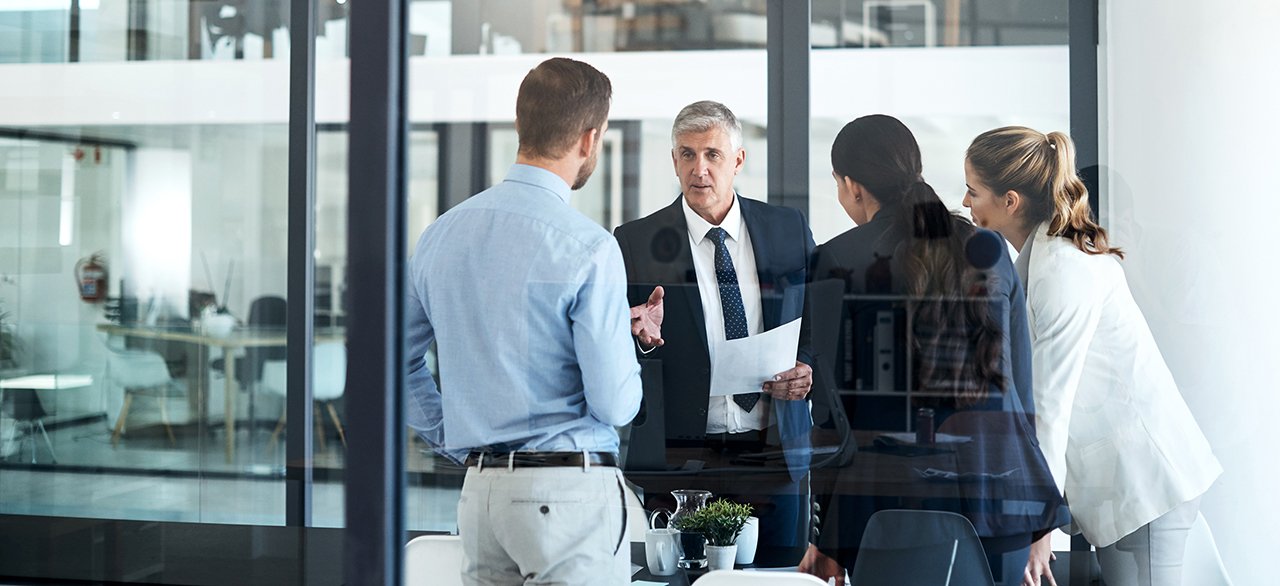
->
[260,341,346,450]
[405,534,463,586]
[697,569,828,585]
[104,341,179,447]
[1183,512,1232,586]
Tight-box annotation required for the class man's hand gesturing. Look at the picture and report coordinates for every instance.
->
[631,286,664,350]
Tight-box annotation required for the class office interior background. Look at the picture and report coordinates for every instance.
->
[0,0,1276,583]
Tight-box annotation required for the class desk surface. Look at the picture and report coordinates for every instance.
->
[631,541,790,584]
[0,374,93,390]
[96,323,345,348]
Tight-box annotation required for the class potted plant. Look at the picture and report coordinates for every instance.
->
[681,499,753,571]
[0,308,21,372]
[671,505,708,569]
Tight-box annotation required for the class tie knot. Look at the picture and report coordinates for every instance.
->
[707,227,729,246]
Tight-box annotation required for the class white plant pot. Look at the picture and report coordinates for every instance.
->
[202,312,236,339]
[705,544,737,571]
[735,517,759,565]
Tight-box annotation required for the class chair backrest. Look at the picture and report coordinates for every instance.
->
[849,509,994,586]
[1183,512,1232,586]
[312,341,345,401]
[405,534,463,586]
[257,342,346,401]
[697,569,828,585]
[242,296,288,382]
[102,341,172,390]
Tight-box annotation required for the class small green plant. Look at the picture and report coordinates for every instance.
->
[0,309,20,370]
[675,499,753,546]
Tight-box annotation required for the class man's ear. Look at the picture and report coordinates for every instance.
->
[578,127,599,158]
[733,148,745,175]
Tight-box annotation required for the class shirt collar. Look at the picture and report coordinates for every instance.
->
[681,193,743,246]
[503,163,572,204]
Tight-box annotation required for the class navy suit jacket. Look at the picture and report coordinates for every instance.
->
[809,209,1069,546]
[613,195,816,479]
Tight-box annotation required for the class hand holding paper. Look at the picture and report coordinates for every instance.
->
[763,361,813,401]
[709,318,802,397]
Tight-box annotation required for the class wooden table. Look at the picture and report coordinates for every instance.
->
[97,323,343,463]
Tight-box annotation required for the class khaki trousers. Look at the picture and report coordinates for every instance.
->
[458,464,630,586]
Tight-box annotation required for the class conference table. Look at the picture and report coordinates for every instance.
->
[628,541,816,585]
[96,323,344,463]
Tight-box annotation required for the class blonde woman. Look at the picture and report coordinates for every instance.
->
[962,127,1221,586]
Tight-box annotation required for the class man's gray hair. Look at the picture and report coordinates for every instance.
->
[670,100,743,151]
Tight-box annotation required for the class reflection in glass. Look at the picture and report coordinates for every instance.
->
[811,0,1067,49]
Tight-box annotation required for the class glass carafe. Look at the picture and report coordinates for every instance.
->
[648,489,712,569]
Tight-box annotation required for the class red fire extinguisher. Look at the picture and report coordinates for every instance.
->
[75,253,108,303]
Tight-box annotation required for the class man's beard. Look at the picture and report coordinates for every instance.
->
[571,148,599,190]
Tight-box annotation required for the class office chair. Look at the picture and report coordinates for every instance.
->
[104,342,181,447]
[5,386,57,463]
[239,296,287,385]
[696,570,828,585]
[209,295,286,427]
[848,509,994,586]
[405,535,463,586]
[261,341,346,450]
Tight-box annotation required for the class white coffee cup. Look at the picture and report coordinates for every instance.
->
[645,528,680,576]
[735,516,759,565]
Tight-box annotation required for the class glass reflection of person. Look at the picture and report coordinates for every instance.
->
[405,58,642,585]
[963,127,1222,586]
[799,116,1068,585]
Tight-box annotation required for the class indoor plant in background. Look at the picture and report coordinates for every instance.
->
[685,499,753,571]
[0,306,23,458]
[0,307,21,372]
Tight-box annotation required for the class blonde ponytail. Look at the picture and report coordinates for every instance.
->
[967,127,1123,258]
[1045,131,1122,258]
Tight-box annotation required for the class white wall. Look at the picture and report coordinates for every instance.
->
[1102,0,1280,580]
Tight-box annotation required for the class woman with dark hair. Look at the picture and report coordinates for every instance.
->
[800,115,1067,585]
[964,127,1221,586]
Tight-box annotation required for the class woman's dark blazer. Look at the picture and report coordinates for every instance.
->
[809,208,1069,547]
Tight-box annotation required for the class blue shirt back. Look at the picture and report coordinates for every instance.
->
[405,164,643,461]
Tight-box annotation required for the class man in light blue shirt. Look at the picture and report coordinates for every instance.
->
[405,58,642,585]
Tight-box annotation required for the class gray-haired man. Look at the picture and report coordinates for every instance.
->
[613,100,816,566]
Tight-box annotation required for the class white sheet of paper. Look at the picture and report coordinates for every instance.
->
[709,317,802,396]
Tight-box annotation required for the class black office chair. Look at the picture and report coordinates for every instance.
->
[849,510,995,586]
[5,389,57,463]
[210,296,286,432]
[239,296,287,386]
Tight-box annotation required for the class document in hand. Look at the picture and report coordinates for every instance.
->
[708,317,801,396]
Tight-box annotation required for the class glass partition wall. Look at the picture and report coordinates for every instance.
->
[0,0,1106,584]
[0,124,296,526]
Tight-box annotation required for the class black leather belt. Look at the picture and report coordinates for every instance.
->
[465,451,618,468]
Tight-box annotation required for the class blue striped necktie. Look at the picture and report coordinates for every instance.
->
[707,227,760,413]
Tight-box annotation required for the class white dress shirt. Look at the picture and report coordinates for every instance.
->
[680,195,770,433]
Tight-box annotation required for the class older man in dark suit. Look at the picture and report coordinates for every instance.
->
[614,101,816,566]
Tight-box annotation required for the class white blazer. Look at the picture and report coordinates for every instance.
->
[1018,224,1221,547]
